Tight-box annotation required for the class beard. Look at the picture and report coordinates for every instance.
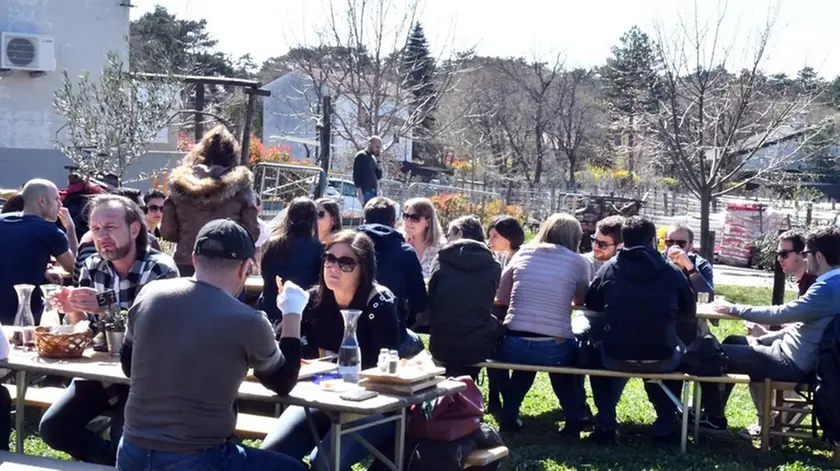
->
[100,241,132,261]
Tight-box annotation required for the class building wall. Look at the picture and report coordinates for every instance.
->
[0,0,130,188]
[263,71,413,176]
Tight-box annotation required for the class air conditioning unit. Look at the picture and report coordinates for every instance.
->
[1,32,56,72]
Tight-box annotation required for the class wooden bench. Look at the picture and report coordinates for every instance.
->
[0,450,113,470]
[474,361,754,453]
[2,384,276,440]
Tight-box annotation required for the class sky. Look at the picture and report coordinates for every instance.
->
[131,0,840,78]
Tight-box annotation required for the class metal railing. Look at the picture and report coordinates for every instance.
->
[252,163,326,218]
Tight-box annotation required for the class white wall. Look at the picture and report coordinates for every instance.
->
[0,0,130,151]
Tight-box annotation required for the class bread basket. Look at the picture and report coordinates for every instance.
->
[34,326,93,359]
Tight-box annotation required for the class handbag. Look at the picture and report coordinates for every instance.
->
[407,376,484,441]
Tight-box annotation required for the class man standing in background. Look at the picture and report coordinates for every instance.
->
[353,136,383,206]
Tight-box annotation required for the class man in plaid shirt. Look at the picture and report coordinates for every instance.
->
[40,194,178,465]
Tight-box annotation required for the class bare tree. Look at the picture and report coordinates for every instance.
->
[546,68,606,190]
[54,51,180,182]
[647,2,833,259]
[278,0,469,172]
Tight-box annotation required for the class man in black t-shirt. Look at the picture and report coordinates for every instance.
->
[353,136,383,205]
[0,179,76,325]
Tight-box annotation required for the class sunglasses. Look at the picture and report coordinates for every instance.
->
[590,235,615,250]
[323,253,358,272]
[664,239,688,249]
[403,212,424,223]
[146,205,163,213]
[776,249,800,259]
[318,210,327,218]
[801,250,815,257]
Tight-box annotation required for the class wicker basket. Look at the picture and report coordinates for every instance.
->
[34,326,93,359]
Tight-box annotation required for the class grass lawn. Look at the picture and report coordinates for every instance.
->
[9,285,836,470]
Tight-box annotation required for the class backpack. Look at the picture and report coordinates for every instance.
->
[813,316,840,444]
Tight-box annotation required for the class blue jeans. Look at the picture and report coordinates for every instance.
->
[362,189,377,204]
[591,349,682,434]
[398,329,424,358]
[261,406,394,471]
[117,438,304,471]
[39,379,129,465]
[496,335,582,424]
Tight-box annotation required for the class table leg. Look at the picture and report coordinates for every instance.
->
[304,407,331,471]
[692,382,702,444]
[330,421,341,471]
[15,370,27,453]
[394,408,406,470]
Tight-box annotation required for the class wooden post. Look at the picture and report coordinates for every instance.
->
[194,84,205,142]
[315,96,332,199]
[241,93,257,167]
[806,202,813,226]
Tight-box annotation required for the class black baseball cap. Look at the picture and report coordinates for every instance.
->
[193,219,255,260]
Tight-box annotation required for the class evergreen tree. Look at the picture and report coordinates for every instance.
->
[401,23,438,163]
[601,26,662,172]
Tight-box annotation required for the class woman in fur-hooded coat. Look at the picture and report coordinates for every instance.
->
[160,125,260,275]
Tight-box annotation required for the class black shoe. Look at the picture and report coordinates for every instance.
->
[587,429,617,445]
[557,422,584,441]
[580,412,595,430]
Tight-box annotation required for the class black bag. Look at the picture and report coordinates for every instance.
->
[680,335,728,376]
[814,317,840,444]
[400,423,504,471]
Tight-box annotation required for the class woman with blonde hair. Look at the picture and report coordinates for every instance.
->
[493,213,591,435]
[161,125,259,275]
[400,197,444,280]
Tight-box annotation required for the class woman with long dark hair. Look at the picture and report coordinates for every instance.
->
[314,197,342,243]
[261,197,324,322]
[261,230,400,470]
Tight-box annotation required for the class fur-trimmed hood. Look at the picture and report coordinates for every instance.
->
[168,163,254,207]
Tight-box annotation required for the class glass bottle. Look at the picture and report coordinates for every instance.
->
[39,284,62,327]
[12,284,36,347]
[338,309,363,383]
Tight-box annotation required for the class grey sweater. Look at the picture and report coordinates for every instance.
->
[733,269,840,373]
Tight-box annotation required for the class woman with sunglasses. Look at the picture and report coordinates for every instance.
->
[142,189,165,239]
[261,197,324,323]
[401,198,445,281]
[261,230,400,470]
[314,197,342,244]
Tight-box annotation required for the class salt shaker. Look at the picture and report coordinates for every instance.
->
[377,348,389,372]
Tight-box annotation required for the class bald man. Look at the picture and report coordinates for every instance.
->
[353,136,383,206]
[0,179,76,325]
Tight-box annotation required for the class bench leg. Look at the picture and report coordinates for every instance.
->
[14,370,27,454]
[760,379,772,452]
[680,381,690,454]
[394,408,406,470]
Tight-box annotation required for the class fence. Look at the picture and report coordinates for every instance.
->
[252,163,326,219]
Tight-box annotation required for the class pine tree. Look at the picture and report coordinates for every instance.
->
[402,23,437,163]
[602,26,662,172]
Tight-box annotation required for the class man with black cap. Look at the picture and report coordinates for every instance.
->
[117,219,309,470]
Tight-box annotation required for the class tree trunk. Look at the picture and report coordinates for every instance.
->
[568,156,577,190]
[699,187,713,261]
[627,113,635,173]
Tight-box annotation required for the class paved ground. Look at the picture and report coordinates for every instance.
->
[714,265,780,288]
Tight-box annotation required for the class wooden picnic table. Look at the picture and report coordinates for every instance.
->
[0,450,113,470]
[0,347,462,471]
[245,275,262,294]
